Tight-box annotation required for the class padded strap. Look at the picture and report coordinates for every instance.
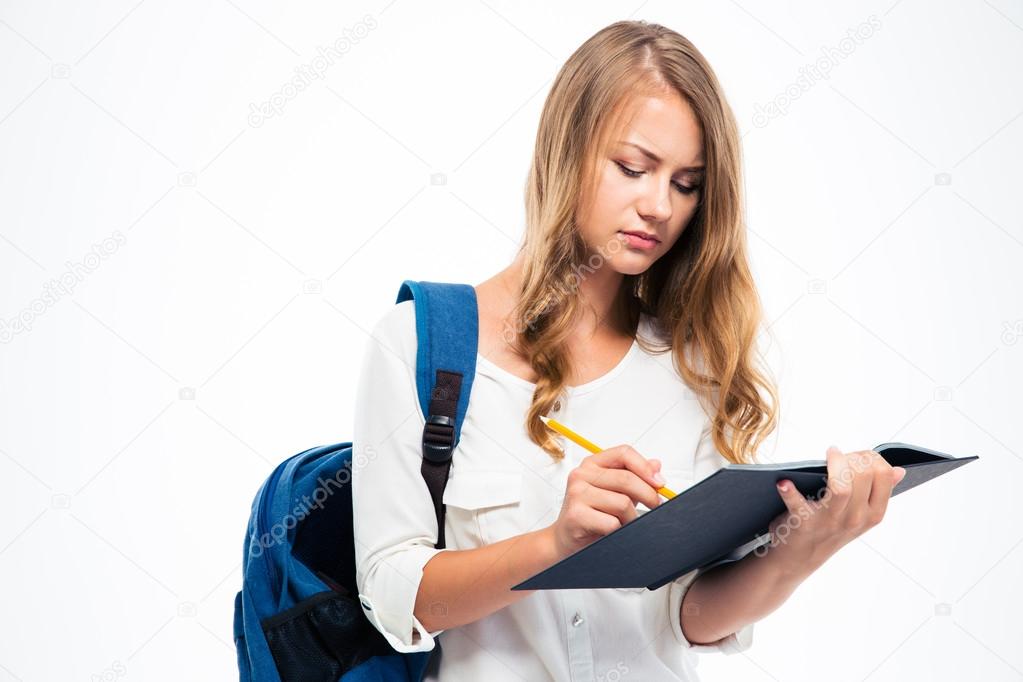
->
[395,280,479,550]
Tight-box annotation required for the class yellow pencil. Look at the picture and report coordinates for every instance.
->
[539,415,677,499]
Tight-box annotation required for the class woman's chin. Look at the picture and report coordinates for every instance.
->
[609,256,656,276]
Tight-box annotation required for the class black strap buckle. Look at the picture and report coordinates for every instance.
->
[422,414,456,463]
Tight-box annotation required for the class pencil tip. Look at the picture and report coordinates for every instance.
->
[539,415,549,423]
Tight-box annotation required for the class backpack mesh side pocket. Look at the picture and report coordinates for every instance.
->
[262,590,392,681]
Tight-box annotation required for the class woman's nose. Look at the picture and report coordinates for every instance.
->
[637,181,672,223]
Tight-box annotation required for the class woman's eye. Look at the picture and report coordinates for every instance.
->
[615,161,700,196]
[614,161,643,178]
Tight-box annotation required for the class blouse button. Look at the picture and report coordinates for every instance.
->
[571,612,584,627]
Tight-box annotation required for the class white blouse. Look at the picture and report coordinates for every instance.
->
[352,298,754,681]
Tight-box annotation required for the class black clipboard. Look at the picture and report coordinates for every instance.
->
[512,442,978,591]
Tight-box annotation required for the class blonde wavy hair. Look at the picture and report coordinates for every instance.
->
[506,19,778,465]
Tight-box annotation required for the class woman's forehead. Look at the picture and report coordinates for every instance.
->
[602,92,704,168]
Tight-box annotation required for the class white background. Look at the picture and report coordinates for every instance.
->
[1,1,1021,680]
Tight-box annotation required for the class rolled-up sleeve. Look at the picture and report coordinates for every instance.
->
[667,411,755,654]
[668,568,754,654]
[351,299,451,653]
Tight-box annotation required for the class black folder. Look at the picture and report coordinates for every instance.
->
[512,442,978,591]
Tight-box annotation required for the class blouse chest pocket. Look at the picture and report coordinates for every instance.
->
[442,469,524,547]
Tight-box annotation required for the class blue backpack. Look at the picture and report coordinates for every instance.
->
[234,280,479,681]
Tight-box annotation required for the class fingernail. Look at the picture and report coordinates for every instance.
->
[653,471,665,486]
[777,480,788,491]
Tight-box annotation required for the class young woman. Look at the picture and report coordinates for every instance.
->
[352,19,906,681]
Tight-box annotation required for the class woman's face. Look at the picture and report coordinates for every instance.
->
[576,90,705,275]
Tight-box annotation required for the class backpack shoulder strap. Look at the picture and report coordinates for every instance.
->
[395,279,479,549]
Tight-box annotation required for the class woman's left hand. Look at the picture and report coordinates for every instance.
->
[767,446,907,576]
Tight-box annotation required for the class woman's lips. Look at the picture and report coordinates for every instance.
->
[618,230,660,250]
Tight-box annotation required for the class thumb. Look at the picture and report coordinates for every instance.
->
[648,458,661,471]
[776,479,810,516]
[892,466,906,485]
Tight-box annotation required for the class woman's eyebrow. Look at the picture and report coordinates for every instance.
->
[618,140,704,172]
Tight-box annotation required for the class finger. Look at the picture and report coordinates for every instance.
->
[775,479,812,518]
[867,462,903,521]
[577,466,661,509]
[588,446,662,487]
[575,505,625,538]
[845,451,876,525]
[582,485,639,528]
[824,445,852,515]
[588,445,664,491]
[893,466,907,486]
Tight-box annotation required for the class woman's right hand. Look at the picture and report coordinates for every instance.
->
[547,445,666,561]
